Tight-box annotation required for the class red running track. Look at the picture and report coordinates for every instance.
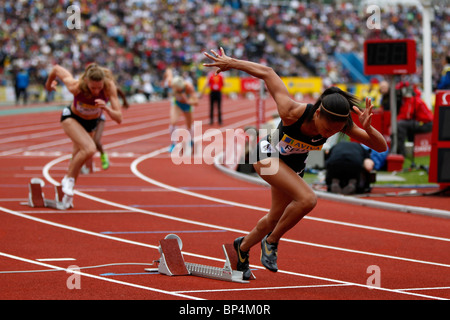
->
[0,97,449,306]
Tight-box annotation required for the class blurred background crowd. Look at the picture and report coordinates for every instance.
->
[0,0,449,102]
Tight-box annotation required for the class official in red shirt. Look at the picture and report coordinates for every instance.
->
[203,71,224,125]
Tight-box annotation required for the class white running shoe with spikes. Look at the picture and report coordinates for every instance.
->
[61,176,75,196]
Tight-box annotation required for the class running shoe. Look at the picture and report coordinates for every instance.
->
[100,152,109,170]
[61,176,75,196]
[260,233,278,272]
[62,194,74,209]
[80,164,90,174]
[233,237,252,280]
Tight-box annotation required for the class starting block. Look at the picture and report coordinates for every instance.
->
[22,178,73,210]
[146,234,255,284]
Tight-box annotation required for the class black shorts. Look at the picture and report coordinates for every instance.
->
[60,106,99,133]
[255,137,306,177]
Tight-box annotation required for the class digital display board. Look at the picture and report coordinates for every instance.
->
[438,107,450,141]
[364,39,416,75]
[437,149,450,182]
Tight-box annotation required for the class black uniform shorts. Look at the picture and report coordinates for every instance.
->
[60,106,99,133]
[255,136,307,177]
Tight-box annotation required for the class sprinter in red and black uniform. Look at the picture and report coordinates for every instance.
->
[45,64,122,202]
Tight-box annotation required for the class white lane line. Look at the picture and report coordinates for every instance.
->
[173,283,353,294]
[36,258,76,262]
[398,286,450,292]
[0,251,203,300]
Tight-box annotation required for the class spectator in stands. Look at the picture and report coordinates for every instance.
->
[15,68,29,105]
[437,55,450,90]
[0,1,448,98]
[395,82,433,157]
[325,141,375,195]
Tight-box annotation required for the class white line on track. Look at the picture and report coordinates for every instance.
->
[173,283,353,294]
[0,251,203,300]
[398,286,450,292]
[36,258,76,262]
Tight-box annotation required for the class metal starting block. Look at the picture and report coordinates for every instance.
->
[146,234,255,284]
[21,178,73,210]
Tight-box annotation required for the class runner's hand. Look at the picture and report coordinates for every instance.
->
[203,47,232,75]
[45,80,58,92]
[352,97,373,131]
[95,99,107,109]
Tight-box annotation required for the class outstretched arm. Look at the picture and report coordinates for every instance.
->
[204,48,304,124]
[45,65,79,95]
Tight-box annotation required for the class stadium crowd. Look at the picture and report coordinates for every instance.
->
[0,0,449,101]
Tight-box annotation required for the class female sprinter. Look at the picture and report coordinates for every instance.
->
[91,81,130,171]
[204,48,387,279]
[168,76,198,152]
[45,64,122,204]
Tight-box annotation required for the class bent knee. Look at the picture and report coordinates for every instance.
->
[294,192,317,213]
[87,148,96,158]
[82,144,97,158]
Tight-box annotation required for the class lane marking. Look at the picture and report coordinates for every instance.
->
[100,272,151,276]
[100,230,227,235]
[173,283,354,294]
[398,286,450,292]
[36,258,76,262]
[0,251,203,300]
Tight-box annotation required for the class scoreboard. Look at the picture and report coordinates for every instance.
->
[364,39,416,75]
[429,91,450,188]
